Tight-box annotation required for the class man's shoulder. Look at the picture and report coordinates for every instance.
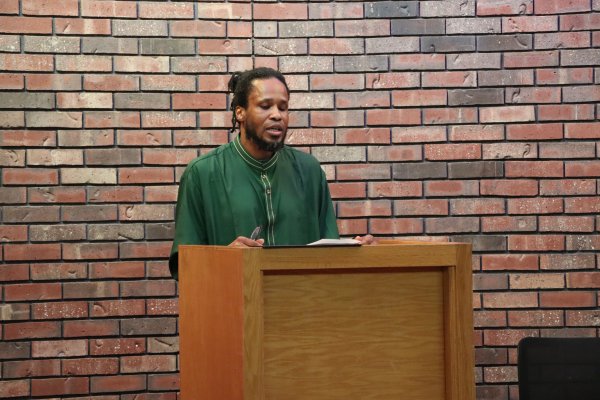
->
[186,142,231,169]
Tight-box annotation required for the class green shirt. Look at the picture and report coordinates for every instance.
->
[169,135,340,278]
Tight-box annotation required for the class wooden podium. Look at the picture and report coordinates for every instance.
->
[179,242,475,400]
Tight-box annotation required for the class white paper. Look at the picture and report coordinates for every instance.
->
[307,238,361,246]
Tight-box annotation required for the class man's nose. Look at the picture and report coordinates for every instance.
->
[270,106,282,120]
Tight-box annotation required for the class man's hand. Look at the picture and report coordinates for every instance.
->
[228,236,264,247]
[354,234,375,245]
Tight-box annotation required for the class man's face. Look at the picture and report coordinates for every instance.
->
[237,77,289,156]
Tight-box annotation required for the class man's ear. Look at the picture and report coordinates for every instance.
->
[235,106,246,124]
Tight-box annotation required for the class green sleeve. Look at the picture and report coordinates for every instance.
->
[319,168,340,239]
[169,165,207,280]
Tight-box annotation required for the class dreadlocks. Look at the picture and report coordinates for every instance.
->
[227,67,289,132]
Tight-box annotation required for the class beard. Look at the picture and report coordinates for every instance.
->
[245,124,286,153]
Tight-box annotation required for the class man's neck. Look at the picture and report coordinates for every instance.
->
[239,131,274,160]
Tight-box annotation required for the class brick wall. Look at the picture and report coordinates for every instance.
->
[1,0,599,398]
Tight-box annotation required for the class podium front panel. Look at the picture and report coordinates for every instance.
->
[263,268,445,399]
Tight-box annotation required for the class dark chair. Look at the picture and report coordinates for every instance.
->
[518,337,600,400]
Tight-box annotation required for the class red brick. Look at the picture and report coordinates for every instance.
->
[171,20,226,37]
[482,216,537,232]
[4,244,61,262]
[64,320,119,337]
[507,87,560,103]
[310,74,363,91]
[367,145,421,162]
[30,263,87,280]
[425,143,481,161]
[121,355,176,373]
[91,375,146,393]
[561,13,600,30]
[309,2,361,19]
[91,300,145,317]
[482,254,539,271]
[337,200,392,218]
[81,0,136,17]
[62,358,119,376]
[540,179,596,195]
[336,91,390,109]
[329,182,366,199]
[508,198,563,214]
[508,235,565,251]
[32,301,88,320]
[423,71,476,87]
[334,128,387,145]
[369,218,423,235]
[0,264,29,282]
[510,273,565,290]
[539,104,594,121]
[22,0,78,16]
[2,359,60,378]
[474,310,507,328]
[120,242,171,259]
[565,122,600,138]
[509,310,564,327]
[481,179,538,197]
[84,75,139,92]
[393,126,447,143]
[565,197,600,213]
[90,338,145,356]
[28,187,86,204]
[392,89,446,107]
[0,74,24,90]
[55,17,111,35]
[144,185,178,203]
[537,67,593,85]
[89,261,145,279]
[565,161,600,177]
[540,216,594,232]
[147,299,179,316]
[148,373,179,391]
[62,243,118,261]
[483,293,538,309]
[506,123,563,140]
[540,291,596,308]
[31,377,89,397]
[139,1,194,19]
[505,160,563,177]
[0,16,52,33]
[85,111,140,128]
[393,199,448,216]
[366,109,420,126]
[142,149,197,166]
[142,111,196,128]
[4,321,61,340]
[535,0,590,14]
[62,282,119,299]
[504,50,558,68]
[0,0,19,14]
[172,93,226,110]
[503,15,557,32]
[118,167,173,184]
[62,205,117,222]
[252,3,305,19]
[477,0,534,16]
[366,72,420,89]
[0,380,30,398]
[198,3,251,19]
[425,180,479,197]
[368,181,422,198]
[481,106,535,123]
[391,54,445,70]
[0,225,27,242]
[541,253,596,269]
[450,198,506,215]
[32,340,87,358]
[566,310,600,326]
[567,272,600,289]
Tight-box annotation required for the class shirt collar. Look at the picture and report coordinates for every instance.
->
[232,134,279,172]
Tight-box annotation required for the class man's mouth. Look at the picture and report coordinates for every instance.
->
[265,126,284,136]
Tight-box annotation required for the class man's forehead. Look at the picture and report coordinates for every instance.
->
[249,78,289,100]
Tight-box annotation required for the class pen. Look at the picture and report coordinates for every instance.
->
[250,226,262,241]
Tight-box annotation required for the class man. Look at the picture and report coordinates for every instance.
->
[169,67,371,279]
